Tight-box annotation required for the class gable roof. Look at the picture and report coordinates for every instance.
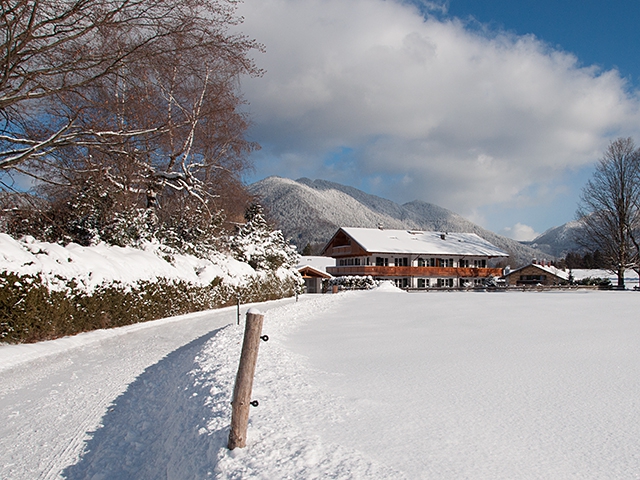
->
[298,265,332,279]
[296,256,335,273]
[506,263,570,281]
[324,227,508,257]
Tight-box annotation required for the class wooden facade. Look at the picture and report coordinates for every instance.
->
[322,227,508,289]
[326,266,503,278]
[504,263,569,286]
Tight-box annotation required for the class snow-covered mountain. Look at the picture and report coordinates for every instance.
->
[522,221,583,258]
[248,176,550,266]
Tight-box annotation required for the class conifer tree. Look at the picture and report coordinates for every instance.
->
[231,204,299,272]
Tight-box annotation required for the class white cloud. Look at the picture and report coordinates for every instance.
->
[501,223,540,242]
[236,0,640,223]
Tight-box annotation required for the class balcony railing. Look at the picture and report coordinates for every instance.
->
[326,266,503,278]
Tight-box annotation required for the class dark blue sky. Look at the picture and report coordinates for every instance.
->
[443,0,640,88]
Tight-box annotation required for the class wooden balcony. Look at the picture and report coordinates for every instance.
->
[326,266,503,278]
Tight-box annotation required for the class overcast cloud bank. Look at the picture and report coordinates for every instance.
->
[236,0,640,239]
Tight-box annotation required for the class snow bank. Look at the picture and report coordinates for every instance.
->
[0,234,255,292]
[375,280,406,292]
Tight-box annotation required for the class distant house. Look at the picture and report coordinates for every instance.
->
[297,256,333,293]
[504,262,570,286]
[321,227,508,288]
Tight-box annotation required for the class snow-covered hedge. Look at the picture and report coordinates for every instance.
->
[326,275,377,291]
[0,271,300,343]
[0,233,302,343]
[575,276,612,288]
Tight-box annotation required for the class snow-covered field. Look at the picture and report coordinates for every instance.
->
[2,287,640,479]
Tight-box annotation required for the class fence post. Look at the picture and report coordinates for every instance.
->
[228,308,265,450]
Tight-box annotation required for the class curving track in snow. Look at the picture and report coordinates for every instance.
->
[0,298,298,480]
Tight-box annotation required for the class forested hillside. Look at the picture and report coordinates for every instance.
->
[249,176,550,266]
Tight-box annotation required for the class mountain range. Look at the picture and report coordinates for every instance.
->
[521,221,582,258]
[248,176,575,266]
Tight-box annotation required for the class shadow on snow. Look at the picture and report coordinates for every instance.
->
[62,327,230,480]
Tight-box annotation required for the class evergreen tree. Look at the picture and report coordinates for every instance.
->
[231,204,299,271]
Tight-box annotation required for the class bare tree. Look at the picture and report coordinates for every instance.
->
[0,0,261,171]
[576,137,640,288]
[1,0,262,247]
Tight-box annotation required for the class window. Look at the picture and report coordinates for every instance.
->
[437,278,454,288]
[520,275,546,282]
[394,278,409,288]
[417,258,426,267]
[459,259,469,268]
[394,257,408,267]
[341,258,364,266]
[417,278,429,288]
[376,257,389,266]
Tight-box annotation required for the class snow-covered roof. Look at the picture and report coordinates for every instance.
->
[532,264,570,281]
[298,265,332,279]
[338,228,508,257]
[296,256,335,273]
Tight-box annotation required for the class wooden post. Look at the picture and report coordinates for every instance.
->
[228,308,265,450]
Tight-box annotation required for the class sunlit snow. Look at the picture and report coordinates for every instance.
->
[2,287,640,478]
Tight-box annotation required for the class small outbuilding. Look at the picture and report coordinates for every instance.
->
[504,262,569,286]
[297,256,333,293]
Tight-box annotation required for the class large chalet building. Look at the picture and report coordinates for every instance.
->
[322,227,508,288]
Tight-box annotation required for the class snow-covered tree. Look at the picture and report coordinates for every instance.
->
[231,204,299,272]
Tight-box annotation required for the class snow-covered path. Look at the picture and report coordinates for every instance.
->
[3,288,640,479]
[0,298,300,480]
